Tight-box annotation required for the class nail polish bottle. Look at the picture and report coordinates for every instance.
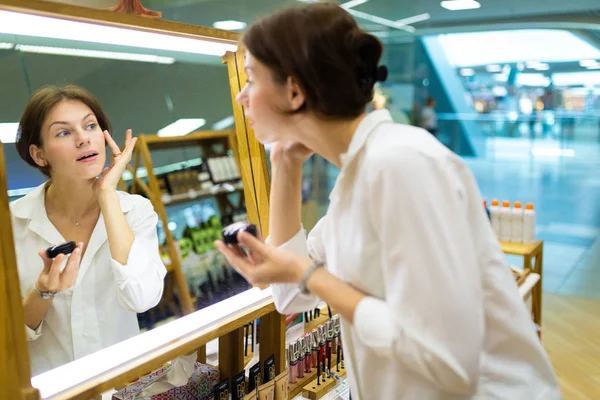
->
[311,329,320,369]
[296,339,305,379]
[288,343,298,384]
[303,334,312,374]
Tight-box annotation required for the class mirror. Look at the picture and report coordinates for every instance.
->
[0,4,257,378]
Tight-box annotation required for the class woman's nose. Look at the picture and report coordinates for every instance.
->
[236,85,248,106]
[75,129,90,146]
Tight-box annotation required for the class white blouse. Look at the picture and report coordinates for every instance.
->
[11,184,167,376]
[270,110,561,400]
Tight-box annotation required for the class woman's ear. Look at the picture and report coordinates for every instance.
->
[29,144,47,168]
[285,76,306,112]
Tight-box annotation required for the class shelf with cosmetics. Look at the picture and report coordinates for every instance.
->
[125,130,250,319]
[484,199,544,337]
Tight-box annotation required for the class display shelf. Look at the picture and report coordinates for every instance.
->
[143,130,232,151]
[162,182,244,206]
[500,240,544,338]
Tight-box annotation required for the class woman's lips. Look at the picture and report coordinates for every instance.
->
[77,155,98,163]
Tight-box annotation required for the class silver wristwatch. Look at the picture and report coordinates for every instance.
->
[299,259,325,295]
[34,285,58,300]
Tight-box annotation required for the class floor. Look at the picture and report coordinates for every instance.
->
[543,294,600,399]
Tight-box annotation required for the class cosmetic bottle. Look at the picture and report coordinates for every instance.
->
[296,339,305,379]
[288,343,298,384]
[311,329,320,369]
[302,334,312,374]
[318,325,327,365]
[524,203,536,243]
[332,316,341,355]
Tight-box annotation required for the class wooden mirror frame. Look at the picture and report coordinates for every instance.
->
[0,1,273,398]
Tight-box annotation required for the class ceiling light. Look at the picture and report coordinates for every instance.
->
[493,73,509,82]
[533,63,550,71]
[0,42,14,49]
[530,148,575,157]
[486,64,502,73]
[158,119,206,137]
[579,59,599,67]
[212,20,247,31]
[525,61,543,68]
[396,13,431,25]
[345,8,415,33]
[15,45,175,64]
[0,10,237,57]
[517,62,525,71]
[459,68,475,76]
[0,123,19,143]
[440,0,481,11]
[587,66,600,70]
[212,115,235,131]
[340,0,369,9]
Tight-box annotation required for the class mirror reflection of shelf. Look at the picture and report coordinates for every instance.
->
[161,181,244,206]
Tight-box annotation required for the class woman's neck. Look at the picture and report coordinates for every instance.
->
[45,177,99,221]
[295,113,366,168]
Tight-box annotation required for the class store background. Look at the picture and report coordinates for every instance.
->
[1,0,599,397]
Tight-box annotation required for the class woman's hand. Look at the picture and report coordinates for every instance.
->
[94,129,137,195]
[35,243,84,293]
[215,232,311,286]
[270,140,313,167]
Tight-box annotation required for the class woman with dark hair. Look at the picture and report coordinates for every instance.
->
[216,2,560,399]
[12,84,166,375]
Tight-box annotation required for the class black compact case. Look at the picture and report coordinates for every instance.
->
[263,355,275,383]
[213,378,229,400]
[231,371,246,400]
[248,363,261,392]
[46,241,77,259]
[221,222,258,245]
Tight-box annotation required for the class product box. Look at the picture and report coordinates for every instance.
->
[112,362,219,400]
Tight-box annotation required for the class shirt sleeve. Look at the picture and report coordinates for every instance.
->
[24,320,44,341]
[268,219,327,315]
[353,149,484,395]
[111,198,167,313]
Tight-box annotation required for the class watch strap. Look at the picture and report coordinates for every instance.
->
[299,259,324,295]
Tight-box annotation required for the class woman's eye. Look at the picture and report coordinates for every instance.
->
[57,130,69,137]
[86,123,97,130]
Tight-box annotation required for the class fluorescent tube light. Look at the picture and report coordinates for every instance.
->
[213,20,247,31]
[459,68,475,76]
[441,0,481,11]
[0,42,14,49]
[579,60,600,68]
[533,63,550,71]
[345,8,415,33]
[340,0,369,9]
[212,116,235,131]
[0,123,19,143]
[158,119,206,137]
[396,13,431,25]
[0,10,237,56]
[15,45,175,64]
[486,64,502,73]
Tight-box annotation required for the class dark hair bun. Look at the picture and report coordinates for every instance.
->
[376,65,388,83]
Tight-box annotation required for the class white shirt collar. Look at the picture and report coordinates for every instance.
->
[339,109,394,169]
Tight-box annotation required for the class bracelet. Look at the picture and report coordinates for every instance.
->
[34,284,58,300]
[299,259,325,295]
